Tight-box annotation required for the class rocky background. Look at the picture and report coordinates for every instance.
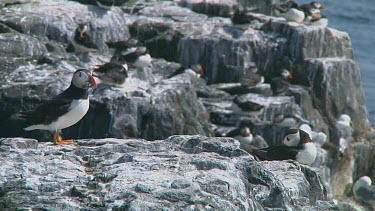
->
[0,0,374,210]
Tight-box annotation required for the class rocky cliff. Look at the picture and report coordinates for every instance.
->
[0,0,373,210]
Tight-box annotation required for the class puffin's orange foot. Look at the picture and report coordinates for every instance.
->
[55,139,74,145]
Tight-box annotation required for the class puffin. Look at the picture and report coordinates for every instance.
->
[332,114,353,154]
[167,64,204,79]
[239,71,264,87]
[231,95,265,118]
[353,176,375,206]
[272,113,299,128]
[308,13,328,27]
[299,124,327,146]
[274,1,305,23]
[93,62,128,87]
[70,23,98,54]
[226,126,253,145]
[270,69,293,96]
[251,128,317,165]
[20,69,97,145]
[300,1,324,12]
[111,46,151,68]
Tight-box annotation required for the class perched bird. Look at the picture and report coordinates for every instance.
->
[17,69,97,145]
[111,46,151,68]
[251,128,317,165]
[299,124,327,146]
[272,114,299,128]
[353,176,375,206]
[239,71,264,87]
[332,114,353,154]
[106,38,139,50]
[300,1,324,12]
[167,64,204,79]
[227,126,253,145]
[251,135,269,149]
[270,69,293,96]
[231,95,265,119]
[274,1,305,23]
[70,23,98,54]
[93,62,128,87]
[96,0,128,9]
[308,13,328,27]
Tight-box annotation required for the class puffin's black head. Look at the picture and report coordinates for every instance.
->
[72,69,97,90]
[190,64,204,78]
[282,128,300,147]
[77,23,88,38]
[311,1,323,9]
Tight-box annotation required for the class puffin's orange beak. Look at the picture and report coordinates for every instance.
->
[80,31,85,39]
[89,74,97,89]
[287,74,293,79]
[200,67,204,78]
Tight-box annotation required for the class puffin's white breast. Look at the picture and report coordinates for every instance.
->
[296,142,317,165]
[51,99,90,131]
[282,8,305,23]
[133,54,152,68]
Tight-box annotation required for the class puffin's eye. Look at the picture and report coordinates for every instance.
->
[79,72,82,77]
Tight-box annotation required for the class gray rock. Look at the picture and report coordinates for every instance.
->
[0,137,337,210]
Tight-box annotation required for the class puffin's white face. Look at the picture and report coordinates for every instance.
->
[283,129,300,147]
[281,69,292,79]
[72,70,97,89]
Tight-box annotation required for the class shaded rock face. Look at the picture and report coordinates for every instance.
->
[127,3,369,131]
[0,137,337,210]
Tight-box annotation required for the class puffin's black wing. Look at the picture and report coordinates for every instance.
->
[226,128,242,137]
[252,145,299,161]
[117,47,147,64]
[74,29,98,49]
[240,72,262,87]
[270,77,289,95]
[233,96,264,111]
[19,97,73,126]
[167,66,185,79]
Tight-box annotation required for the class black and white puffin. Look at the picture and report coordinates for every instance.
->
[274,1,305,23]
[111,46,152,68]
[20,69,97,145]
[251,128,317,165]
[272,113,299,128]
[167,64,204,79]
[226,126,253,145]
[93,62,128,87]
[231,95,265,118]
[270,69,293,96]
[239,71,264,87]
[70,23,98,54]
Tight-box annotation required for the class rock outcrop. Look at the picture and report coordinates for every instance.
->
[0,137,337,210]
[0,0,372,209]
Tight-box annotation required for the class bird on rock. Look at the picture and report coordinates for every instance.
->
[93,62,128,87]
[70,23,98,54]
[19,69,97,145]
[231,95,265,120]
[108,38,152,68]
[332,114,353,154]
[272,114,299,128]
[270,69,293,96]
[239,71,264,87]
[251,128,317,165]
[167,64,204,79]
[274,1,305,23]
[353,176,375,206]
[227,126,253,145]
[300,1,324,12]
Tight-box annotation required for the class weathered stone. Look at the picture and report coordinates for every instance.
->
[0,137,337,210]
